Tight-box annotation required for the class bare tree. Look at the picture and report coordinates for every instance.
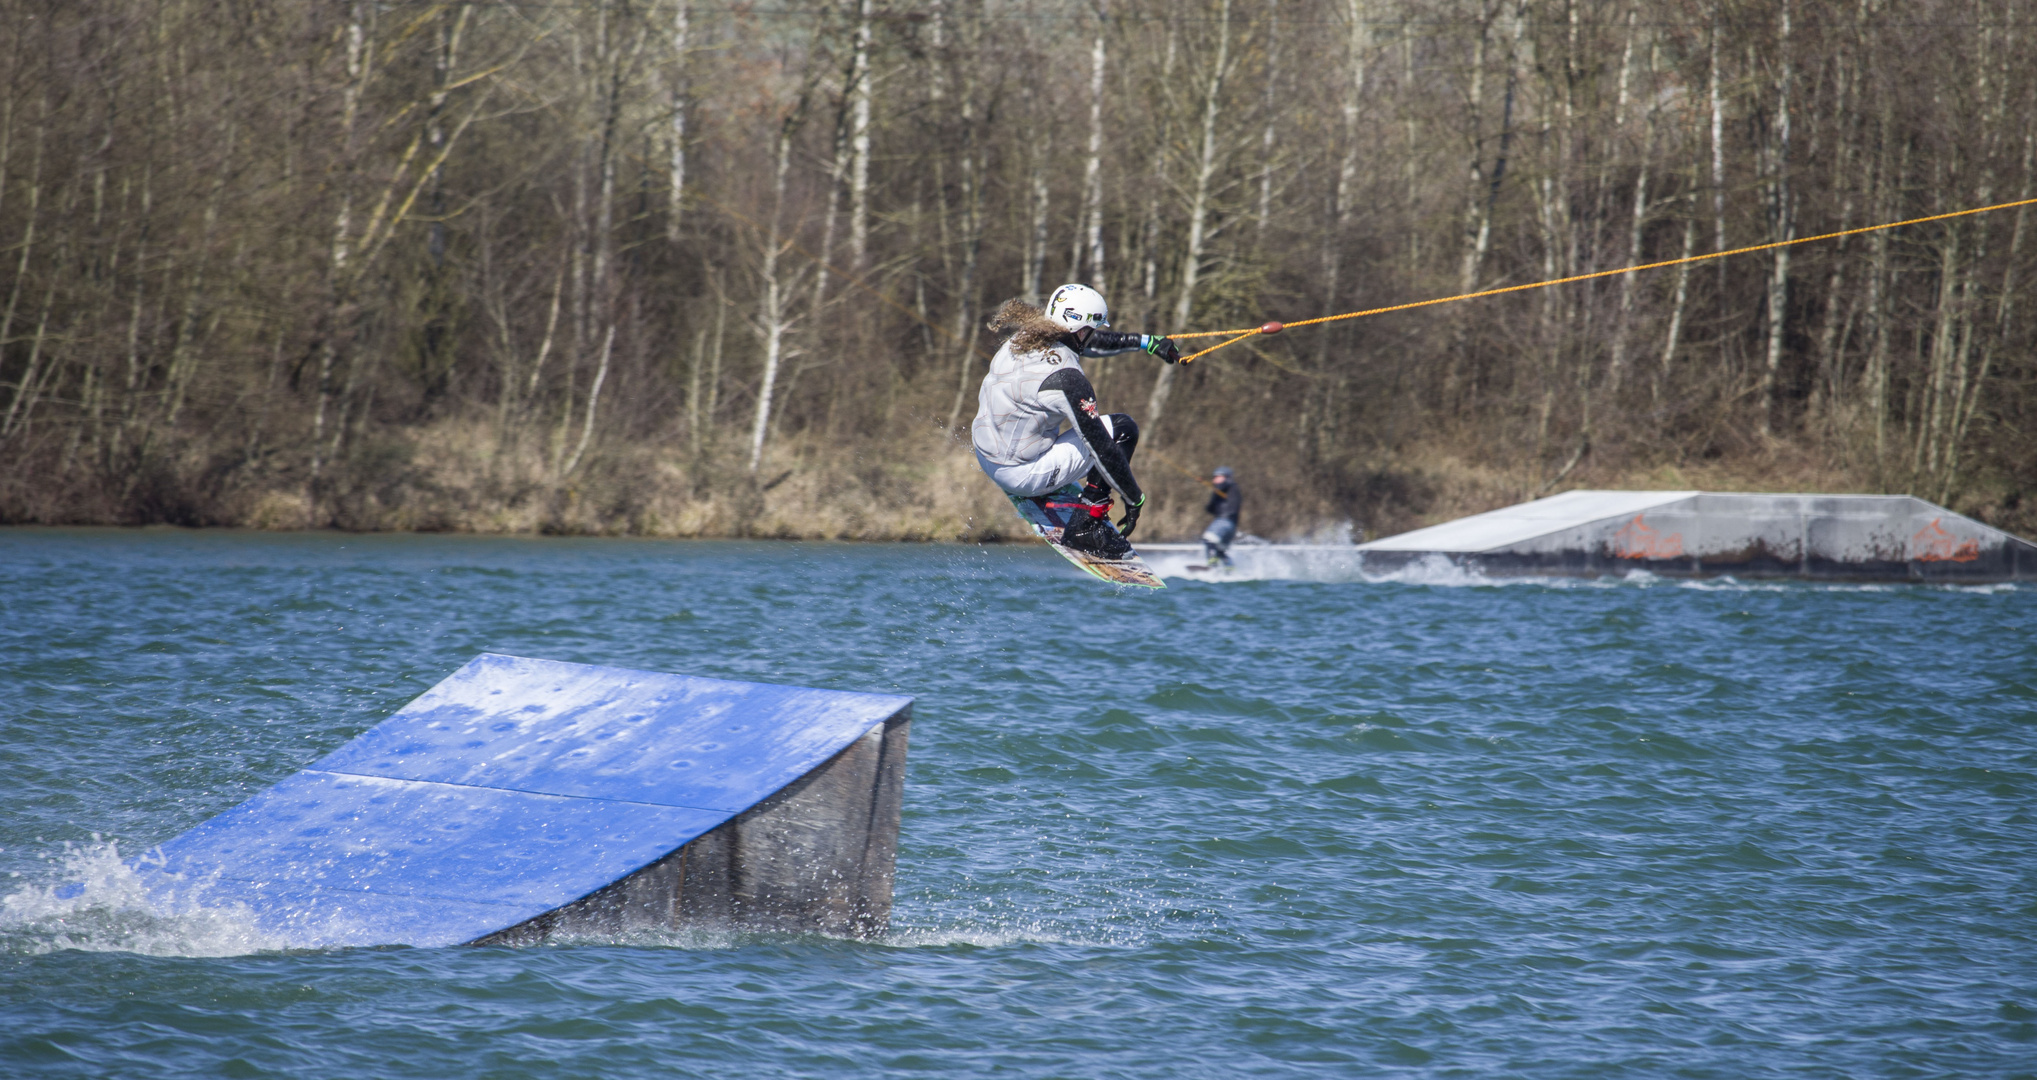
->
[2,0,2034,541]
[1146,0,1247,439]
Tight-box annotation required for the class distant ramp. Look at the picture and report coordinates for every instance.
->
[134,654,911,948]
[1146,491,2035,583]
[1359,490,2035,581]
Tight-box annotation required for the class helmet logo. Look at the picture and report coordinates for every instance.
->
[1045,283,1109,331]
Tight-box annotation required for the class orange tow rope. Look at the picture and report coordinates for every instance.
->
[1168,195,2037,364]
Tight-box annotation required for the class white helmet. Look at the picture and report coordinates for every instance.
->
[1045,283,1110,330]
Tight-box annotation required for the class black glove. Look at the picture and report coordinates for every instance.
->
[1143,335,1182,364]
[1117,494,1146,539]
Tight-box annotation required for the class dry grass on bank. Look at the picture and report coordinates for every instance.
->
[9,411,2030,543]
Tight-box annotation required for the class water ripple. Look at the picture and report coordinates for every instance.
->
[1,529,2032,1078]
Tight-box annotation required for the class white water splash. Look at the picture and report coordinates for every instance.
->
[1284,520,1362,546]
[1673,576,2021,594]
[1359,553,1498,587]
[878,922,1127,950]
[1935,580,2025,594]
[1150,545,2027,592]
[0,840,284,957]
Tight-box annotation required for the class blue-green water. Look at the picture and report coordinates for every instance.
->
[2,529,2033,1078]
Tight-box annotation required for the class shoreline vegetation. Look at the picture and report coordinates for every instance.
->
[0,421,1941,543]
[3,2,2034,543]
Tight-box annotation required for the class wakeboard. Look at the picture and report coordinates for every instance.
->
[1007,484,1165,589]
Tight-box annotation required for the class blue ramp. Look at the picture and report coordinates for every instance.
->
[134,654,913,948]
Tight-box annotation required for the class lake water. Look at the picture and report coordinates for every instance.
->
[2,529,2033,1078]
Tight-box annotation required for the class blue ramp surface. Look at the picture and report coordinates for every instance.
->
[135,654,912,948]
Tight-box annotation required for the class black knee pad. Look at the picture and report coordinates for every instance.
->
[1107,413,1140,454]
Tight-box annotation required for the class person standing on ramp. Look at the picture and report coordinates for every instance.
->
[1203,466,1242,566]
[972,284,1182,558]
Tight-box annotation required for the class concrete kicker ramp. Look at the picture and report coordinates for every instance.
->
[1142,491,2035,583]
[1357,490,2036,582]
[133,654,912,948]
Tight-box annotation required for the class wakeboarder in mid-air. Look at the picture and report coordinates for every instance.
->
[971,283,1181,560]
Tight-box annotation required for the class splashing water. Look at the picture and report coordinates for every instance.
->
[0,841,282,958]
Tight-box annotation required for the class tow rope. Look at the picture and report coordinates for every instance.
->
[1168,195,2037,365]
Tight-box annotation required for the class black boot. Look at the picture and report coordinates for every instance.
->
[1061,510,1132,559]
[1080,474,1115,513]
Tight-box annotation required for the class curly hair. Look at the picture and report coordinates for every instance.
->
[986,298,1073,355]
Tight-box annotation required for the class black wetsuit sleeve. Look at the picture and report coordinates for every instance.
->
[1037,367,1143,503]
[1062,328,1150,358]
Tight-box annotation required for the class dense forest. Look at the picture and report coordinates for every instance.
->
[1,0,2032,541]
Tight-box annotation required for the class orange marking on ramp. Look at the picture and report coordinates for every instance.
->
[1611,515,1685,560]
[1911,518,1981,562]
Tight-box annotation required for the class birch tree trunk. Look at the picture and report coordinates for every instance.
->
[414,4,470,402]
[1757,0,1793,437]
[1146,0,1235,438]
[706,268,726,427]
[1400,25,1419,263]
[305,1,497,505]
[1916,230,1960,479]
[1254,0,1282,243]
[1658,202,1698,401]
[1069,5,1107,285]
[666,0,689,241]
[812,3,869,310]
[1935,24,2016,501]
[161,110,246,428]
[0,121,43,423]
[308,2,373,522]
[1456,0,1497,292]
[1448,0,1517,408]
[563,325,614,476]
[811,105,846,312]
[1812,2,1867,420]
[1458,0,1521,294]
[749,122,800,473]
[524,264,565,405]
[943,63,988,431]
[848,0,873,268]
[1024,137,1052,302]
[563,0,643,475]
[1134,19,1176,328]
[1323,0,1367,331]
[117,167,152,454]
[1606,41,1658,396]
[0,257,59,442]
[1862,114,1901,477]
[1708,2,1727,260]
[1945,127,2034,500]
[686,324,706,455]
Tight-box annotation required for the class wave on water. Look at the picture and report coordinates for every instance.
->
[0,840,284,958]
[1672,576,2025,594]
[1,843,1136,957]
[523,906,1138,952]
[1150,546,2030,592]
[531,923,1121,951]
[877,922,1129,950]
[1930,579,2025,594]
